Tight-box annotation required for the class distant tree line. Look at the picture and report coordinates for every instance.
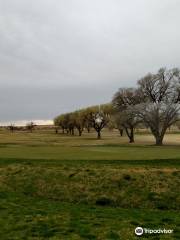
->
[7,122,36,133]
[55,67,180,145]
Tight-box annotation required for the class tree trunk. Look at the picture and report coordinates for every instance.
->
[155,135,163,146]
[78,129,82,136]
[151,127,165,146]
[129,135,134,143]
[129,127,134,143]
[97,131,101,139]
[125,127,134,143]
[70,128,74,135]
[119,129,123,136]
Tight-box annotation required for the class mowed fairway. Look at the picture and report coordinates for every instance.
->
[0,129,180,239]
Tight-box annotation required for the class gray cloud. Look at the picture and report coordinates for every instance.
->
[0,85,116,121]
[0,0,180,121]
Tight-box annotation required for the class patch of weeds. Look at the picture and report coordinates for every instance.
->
[147,192,159,201]
[172,171,179,176]
[68,172,77,178]
[95,197,115,206]
[156,202,169,210]
[123,174,131,181]
[106,230,120,240]
[129,220,140,226]
[161,218,173,223]
[30,221,59,238]
[0,191,9,199]
[79,232,96,240]
[117,179,123,188]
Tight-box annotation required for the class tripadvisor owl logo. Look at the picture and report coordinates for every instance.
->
[135,227,144,236]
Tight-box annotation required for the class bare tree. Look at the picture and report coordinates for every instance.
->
[114,110,139,142]
[90,112,108,139]
[74,111,85,136]
[26,122,36,132]
[8,124,15,133]
[112,88,141,143]
[137,68,180,145]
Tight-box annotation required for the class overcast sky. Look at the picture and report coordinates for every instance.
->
[0,0,180,122]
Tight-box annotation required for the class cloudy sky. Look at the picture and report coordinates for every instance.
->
[0,0,180,122]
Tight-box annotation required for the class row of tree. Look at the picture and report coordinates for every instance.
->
[54,67,180,145]
[54,104,111,139]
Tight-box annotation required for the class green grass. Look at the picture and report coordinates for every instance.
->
[0,145,180,161]
[0,191,179,240]
[0,129,180,239]
[0,130,180,161]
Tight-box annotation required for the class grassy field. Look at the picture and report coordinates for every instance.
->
[0,128,180,239]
